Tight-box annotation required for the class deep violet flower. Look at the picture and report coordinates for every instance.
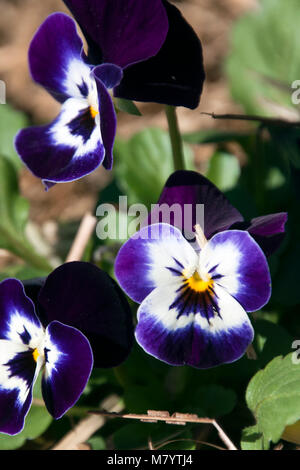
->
[23,262,134,369]
[63,0,205,109]
[15,13,123,189]
[115,223,272,369]
[15,2,205,188]
[147,170,288,257]
[0,278,93,435]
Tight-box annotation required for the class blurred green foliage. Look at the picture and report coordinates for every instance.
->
[226,0,300,117]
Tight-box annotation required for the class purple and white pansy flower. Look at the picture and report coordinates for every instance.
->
[115,223,272,369]
[0,261,134,435]
[0,278,93,435]
[15,13,123,189]
[148,170,288,257]
[15,1,205,188]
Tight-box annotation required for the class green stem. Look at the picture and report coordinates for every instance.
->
[2,228,53,272]
[113,364,131,389]
[165,105,186,171]
[17,241,53,272]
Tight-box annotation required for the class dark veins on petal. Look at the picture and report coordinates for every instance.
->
[19,327,31,346]
[170,283,220,323]
[166,260,222,323]
[68,108,96,142]
[77,81,89,98]
[5,351,36,392]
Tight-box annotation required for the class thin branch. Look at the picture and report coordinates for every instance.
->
[201,111,300,128]
[154,438,226,451]
[90,409,237,450]
[66,213,97,263]
[52,414,105,451]
[91,410,212,425]
[148,436,154,450]
[211,419,237,451]
[274,443,284,450]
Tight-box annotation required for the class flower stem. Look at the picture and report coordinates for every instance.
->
[2,228,53,273]
[165,105,185,171]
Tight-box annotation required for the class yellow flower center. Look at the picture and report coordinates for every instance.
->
[183,269,214,293]
[32,348,40,362]
[90,106,99,119]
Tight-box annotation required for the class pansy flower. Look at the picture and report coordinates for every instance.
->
[63,0,205,109]
[15,2,205,188]
[0,262,134,435]
[15,13,123,189]
[147,170,288,257]
[115,223,271,369]
[0,278,93,435]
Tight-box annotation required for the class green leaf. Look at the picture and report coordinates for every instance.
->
[206,151,241,191]
[0,155,51,272]
[272,244,300,307]
[123,385,168,414]
[245,353,300,449]
[22,404,52,441]
[115,98,142,116]
[183,129,251,146]
[114,128,195,207]
[0,104,28,170]
[188,384,237,418]
[254,320,293,367]
[88,436,106,450]
[0,265,49,283]
[268,126,300,169]
[226,0,300,117]
[0,155,29,241]
[241,425,264,450]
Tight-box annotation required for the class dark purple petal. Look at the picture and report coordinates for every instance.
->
[0,337,43,435]
[37,262,134,368]
[201,230,272,312]
[115,223,197,304]
[231,213,288,257]
[29,13,90,103]
[63,0,168,69]
[148,170,244,240]
[0,345,35,436]
[0,387,32,435]
[0,279,42,342]
[93,64,123,170]
[114,1,205,109]
[42,321,93,419]
[0,279,44,435]
[23,278,45,308]
[15,101,104,188]
[135,283,254,369]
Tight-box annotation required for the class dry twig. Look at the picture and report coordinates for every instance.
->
[201,111,300,128]
[52,396,123,451]
[66,213,97,262]
[90,409,237,450]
